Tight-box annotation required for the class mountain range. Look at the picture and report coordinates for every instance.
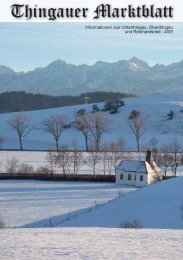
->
[0,57,183,96]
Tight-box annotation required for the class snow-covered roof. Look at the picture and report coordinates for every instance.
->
[116,160,161,174]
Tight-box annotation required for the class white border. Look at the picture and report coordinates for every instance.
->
[0,0,182,22]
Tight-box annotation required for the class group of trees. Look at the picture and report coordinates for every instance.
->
[1,135,183,178]
[138,136,183,177]
[3,148,129,178]
[40,139,129,177]
[74,112,112,152]
[0,105,183,178]
[149,138,183,177]
[0,111,112,151]
[0,91,133,113]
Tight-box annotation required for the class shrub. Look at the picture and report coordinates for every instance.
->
[77,109,86,116]
[167,110,174,120]
[118,100,125,107]
[0,217,5,229]
[63,123,72,129]
[120,220,142,229]
[92,104,100,113]
[5,157,19,176]
[129,110,140,120]
[103,100,113,111]
[18,163,34,176]
[36,166,51,175]
[110,105,119,114]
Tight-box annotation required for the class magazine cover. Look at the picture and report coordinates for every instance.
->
[0,0,183,259]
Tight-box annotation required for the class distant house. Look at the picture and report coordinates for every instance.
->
[115,150,163,187]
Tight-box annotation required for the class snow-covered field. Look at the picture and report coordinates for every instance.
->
[59,177,183,229]
[0,178,183,259]
[0,93,183,150]
[0,228,182,260]
[0,180,136,227]
[1,177,182,230]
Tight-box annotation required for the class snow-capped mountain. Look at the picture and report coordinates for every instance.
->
[0,58,183,96]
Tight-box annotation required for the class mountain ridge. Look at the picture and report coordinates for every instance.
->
[0,58,183,96]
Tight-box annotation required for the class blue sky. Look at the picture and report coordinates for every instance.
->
[0,23,182,71]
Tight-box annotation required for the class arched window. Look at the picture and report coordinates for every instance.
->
[128,174,131,180]
[140,175,143,182]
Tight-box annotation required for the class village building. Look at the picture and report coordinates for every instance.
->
[115,150,163,187]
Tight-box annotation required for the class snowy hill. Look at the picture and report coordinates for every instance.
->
[59,178,183,229]
[0,93,183,150]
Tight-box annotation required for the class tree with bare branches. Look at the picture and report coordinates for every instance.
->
[71,150,84,175]
[46,151,56,175]
[158,145,171,177]
[54,146,71,176]
[8,114,33,150]
[42,115,65,150]
[88,112,111,152]
[169,137,182,177]
[74,114,91,151]
[128,112,147,154]
[101,151,109,176]
[86,151,100,177]
[0,135,6,150]
[6,157,19,175]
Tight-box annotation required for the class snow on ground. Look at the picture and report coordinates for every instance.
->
[0,93,183,150]
[0,180,136,227]
[0,228,182,260]
[58,177,183,229]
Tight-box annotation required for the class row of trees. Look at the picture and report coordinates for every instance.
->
[46,139,183,177]
[2,149,130,177]
[2,136,183,178]
[0,109,146,152]
[0,112,113,151]
[0,108,182,166]
[149,139,183,177]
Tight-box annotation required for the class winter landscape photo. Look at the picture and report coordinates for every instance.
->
[0,22,183,259]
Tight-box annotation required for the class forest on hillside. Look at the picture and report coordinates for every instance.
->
[0,91,135,113]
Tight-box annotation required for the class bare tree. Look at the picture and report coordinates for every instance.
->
[42,115,65,150]
[46,151,56,175]
[18,163,34,176]
[108,141,128,172]
[54,146,71,176]
[149,137,158,151]
[169,138,182,177]
[36,166,51,175]
[101,151,109,176]
[0,216,5,229]
[71,150,84,175]
[86,151,100,177]
[118,137,128,152]
[111,152,123,169]
[88,112,111,152]
[148,137,159,163]
[128,112,147,154]
[74,114,91,151]
[6,157,19,175]
[106,153,113,175]
[159,145,173,177]
[0,135,6,150]
[8,114,33,150]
